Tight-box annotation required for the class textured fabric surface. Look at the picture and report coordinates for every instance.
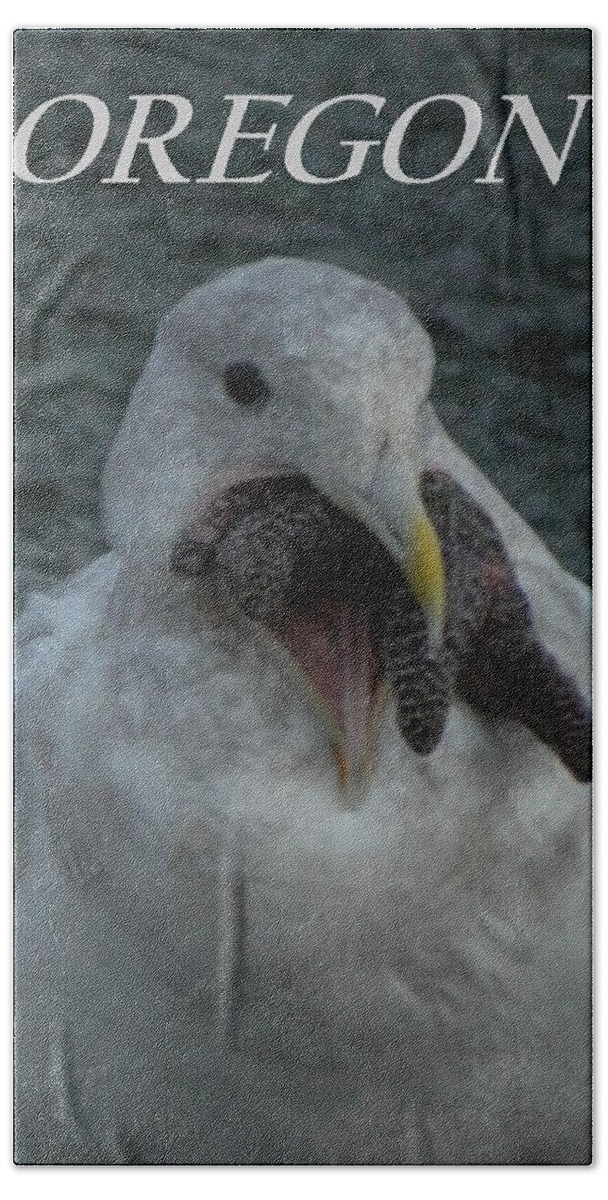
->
[14,31,592,1166]
[14,28,591,605]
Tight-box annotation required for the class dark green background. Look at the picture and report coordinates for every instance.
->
[14,28,592,599]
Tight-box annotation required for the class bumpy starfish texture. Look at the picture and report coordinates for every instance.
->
[173,476,448,756]
[420,466,592,783]
[173,468,590,783]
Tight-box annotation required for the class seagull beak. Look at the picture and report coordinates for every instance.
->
[301,473,447,800]
[404,509,446,646]
[268,602,387,806]
[317,467,446,645]
[173,465,447,807]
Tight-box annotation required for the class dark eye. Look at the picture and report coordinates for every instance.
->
[222,361,271,408]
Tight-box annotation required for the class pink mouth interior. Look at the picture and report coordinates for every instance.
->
[189,469,390,781]
[270,602,385,777]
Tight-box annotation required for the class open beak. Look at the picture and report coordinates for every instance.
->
[171,464,446,804]
[267,598,387,800]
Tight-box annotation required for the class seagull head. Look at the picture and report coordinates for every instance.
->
[103,257,445,787]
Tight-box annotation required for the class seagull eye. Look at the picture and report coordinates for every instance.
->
[222,362,271,409]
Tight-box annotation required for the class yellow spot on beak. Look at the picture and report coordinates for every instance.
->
[407,512,445,640]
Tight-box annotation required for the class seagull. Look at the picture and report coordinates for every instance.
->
[15,257,591,1165]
